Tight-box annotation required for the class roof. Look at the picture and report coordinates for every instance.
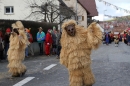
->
[58,0,75,15]
[78,0,98,16]
[58,0,68,6]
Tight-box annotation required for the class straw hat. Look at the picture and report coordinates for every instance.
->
[38,27,43,30]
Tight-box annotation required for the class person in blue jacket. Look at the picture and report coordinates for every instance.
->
[37,27,45,55]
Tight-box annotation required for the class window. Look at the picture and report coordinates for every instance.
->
[4,6,14,14]
[78,16,84,21]
[71,16,76,20]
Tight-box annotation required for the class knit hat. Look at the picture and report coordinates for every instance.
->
[48,29,52,33]
[6,28,11,32]
[53,26,56,31]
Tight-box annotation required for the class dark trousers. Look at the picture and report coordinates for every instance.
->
[4,43,9,59]
[124,39,128,44]
[38,43,43,54]
[52,44,57,54]
[0,51,3,60]
[57,46,61,56]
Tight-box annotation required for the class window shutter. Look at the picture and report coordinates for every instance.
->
[82,16,84,21]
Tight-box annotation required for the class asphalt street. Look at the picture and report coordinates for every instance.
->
[0,42,130,86]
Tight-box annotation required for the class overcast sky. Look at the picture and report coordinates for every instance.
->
[93,0,130,21]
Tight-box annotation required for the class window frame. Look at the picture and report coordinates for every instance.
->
[4,6,14,15]
[77,15,84,21]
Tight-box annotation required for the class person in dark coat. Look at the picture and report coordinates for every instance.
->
[123,31,127,44]
[51,27,57,54]
[0,31,4,61]
[3,28,11,60]
[118,33,122,41]
[105,32,110,45]
[127,31,130,46]
[56,30,62,59]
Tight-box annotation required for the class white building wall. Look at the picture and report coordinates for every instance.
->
[0,0,60,23]
[0,0,31,20]
[63,0,88,28]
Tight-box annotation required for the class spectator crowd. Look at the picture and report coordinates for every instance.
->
[0,26,62,62]
[103,26,130,47]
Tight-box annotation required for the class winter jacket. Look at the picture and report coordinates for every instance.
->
[45,32,53,45]
[56,33,61,46]
[127,34,130,42]
[37,31,45,43]
[51,31,57,45]
[4,33,10,45]
[0,37,4,51]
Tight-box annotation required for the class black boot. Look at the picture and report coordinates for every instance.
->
[12,73,21,77]
[22,70,27,76]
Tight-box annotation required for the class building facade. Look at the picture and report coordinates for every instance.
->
[63,0,98,28]
[63,0,88,27]
[0,0,60,22]
[0,0,31,20]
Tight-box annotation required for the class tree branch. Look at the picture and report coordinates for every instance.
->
[24,0,75,23]
[25,11,42,19]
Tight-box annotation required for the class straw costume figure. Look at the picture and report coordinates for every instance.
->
[60,20,103,86]
[7,21,29,77]
[114,36,119,47]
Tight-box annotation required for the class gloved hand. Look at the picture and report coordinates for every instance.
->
[47,43,50,45]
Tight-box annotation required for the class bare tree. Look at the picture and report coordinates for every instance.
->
[24,0,75,24]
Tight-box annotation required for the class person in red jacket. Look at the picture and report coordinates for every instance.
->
[45,29,53,56]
